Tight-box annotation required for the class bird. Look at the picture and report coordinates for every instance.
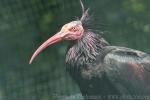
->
[29,0,150,100]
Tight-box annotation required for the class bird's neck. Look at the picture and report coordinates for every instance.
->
[65,31,109,71]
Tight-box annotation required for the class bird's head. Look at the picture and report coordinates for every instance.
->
[29,0,89,64]
[29,20,84,64]
[60,21,84,40]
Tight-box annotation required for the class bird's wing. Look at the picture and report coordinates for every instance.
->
[102,46,150,94]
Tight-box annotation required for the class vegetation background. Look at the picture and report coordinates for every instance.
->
[0,0,150,100]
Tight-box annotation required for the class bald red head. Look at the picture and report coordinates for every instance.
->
[29,21,84,64]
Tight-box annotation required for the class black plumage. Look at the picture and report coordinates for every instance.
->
[64,3,150,99]
[65,30,150,100]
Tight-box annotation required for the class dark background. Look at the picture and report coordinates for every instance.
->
[0,0,150,100]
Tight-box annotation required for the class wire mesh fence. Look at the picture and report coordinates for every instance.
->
[0,0,150,100]
[0,0,82,100]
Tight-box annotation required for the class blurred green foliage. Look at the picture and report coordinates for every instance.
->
[0,0,150,100]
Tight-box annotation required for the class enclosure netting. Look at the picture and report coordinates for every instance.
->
[0,0,83,100]
[0,0,150,100]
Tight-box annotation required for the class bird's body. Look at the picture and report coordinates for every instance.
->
[29,1,150,100]
[65,31,150,100]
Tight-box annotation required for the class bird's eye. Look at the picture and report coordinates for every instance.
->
[69,27,77,32]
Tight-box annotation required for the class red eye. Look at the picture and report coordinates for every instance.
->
[69,27,77,32]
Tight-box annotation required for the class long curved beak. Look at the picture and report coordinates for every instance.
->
[29,32,64,64]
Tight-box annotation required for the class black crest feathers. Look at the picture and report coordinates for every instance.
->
[79,0,90,24]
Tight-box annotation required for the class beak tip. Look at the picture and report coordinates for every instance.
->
[29,58,33,64]
[29,61,32,64]
[29,60,32,64]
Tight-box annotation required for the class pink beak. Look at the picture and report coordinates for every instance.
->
[29,32,64,64]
